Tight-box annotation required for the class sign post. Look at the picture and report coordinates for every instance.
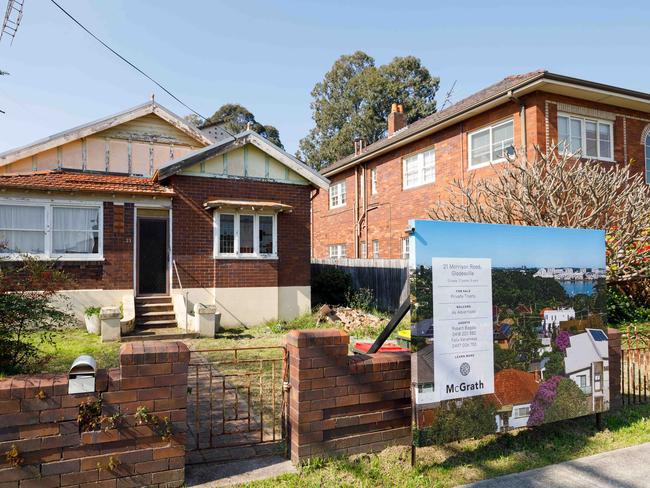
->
[431,257,494,402]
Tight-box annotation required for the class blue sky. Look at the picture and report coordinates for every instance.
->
[1,0,649,156]
[412,221,606,269]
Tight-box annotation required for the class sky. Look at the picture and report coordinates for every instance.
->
[1,0,649,156]
[412,221,606,269]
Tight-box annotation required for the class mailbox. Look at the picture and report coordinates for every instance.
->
[68,355,97,394]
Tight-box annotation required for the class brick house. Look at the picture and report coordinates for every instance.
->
[0,101,328,328]
[312,70,650,260]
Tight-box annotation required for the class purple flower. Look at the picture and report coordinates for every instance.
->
[527,376,563,427]
[555,331,571,353]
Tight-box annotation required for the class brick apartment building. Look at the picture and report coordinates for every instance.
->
[0,101,328,327]
[312,70,650,260]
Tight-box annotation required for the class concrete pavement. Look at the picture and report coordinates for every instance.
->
[460,442,650,488]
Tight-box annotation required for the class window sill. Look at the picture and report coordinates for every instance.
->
[0,254,105,262]
[213,255,278,261]
[329,204,346,210]
[468,158,507,171]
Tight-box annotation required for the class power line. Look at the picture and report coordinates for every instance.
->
[48,0,207,120]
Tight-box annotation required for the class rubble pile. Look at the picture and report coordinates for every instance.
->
[316,304,385,333]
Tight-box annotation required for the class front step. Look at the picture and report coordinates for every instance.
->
[136,302,174,313]
[121,327,198,342]
[131,295,180,333]
[135,295,172,305]
[135,319,178,328]
[136,311,176,321]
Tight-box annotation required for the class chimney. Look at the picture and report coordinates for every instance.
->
[387,103,406,136]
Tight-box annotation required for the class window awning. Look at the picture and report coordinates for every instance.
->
[203,199,293,212]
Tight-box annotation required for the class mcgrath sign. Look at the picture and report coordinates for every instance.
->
[432,257,494,402]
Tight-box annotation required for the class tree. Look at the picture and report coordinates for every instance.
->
[298,52,439,169]
[511,320,542,370]
[416,397,497,445]
[428,145,650,285]
[0,257,73,374]
[494,343,518,372]
[185,104,283,148]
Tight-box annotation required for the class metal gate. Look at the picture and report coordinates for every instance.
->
[186,346,289,465]
[622,347,649,405]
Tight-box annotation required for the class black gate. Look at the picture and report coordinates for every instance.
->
[186,346,288,465]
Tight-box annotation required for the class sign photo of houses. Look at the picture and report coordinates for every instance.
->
[408,221,608,446]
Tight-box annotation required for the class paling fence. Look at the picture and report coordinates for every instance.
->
[622,328,649,405]
[311,258,409,312]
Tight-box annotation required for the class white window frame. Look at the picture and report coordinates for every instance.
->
[514,406,530,418]
[402,148,435,189]
[0,198,103,261]
[329,181,347,209]
[360,240,367,259]
[401,236,410,260]
[213,210,278,259]
[370,168,378,195]
[557,113,614,162]
[372,239,379,259]
[328,243,346,259]
[468,119,514,170]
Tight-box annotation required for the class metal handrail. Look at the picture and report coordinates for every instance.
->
[172,259,189,332]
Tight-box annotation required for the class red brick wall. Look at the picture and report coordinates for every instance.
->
[0,341,188,488]
[169,175,311,289]
[286,329,411,464]
[313,90,650,259]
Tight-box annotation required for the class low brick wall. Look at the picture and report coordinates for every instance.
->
[286,329,411,464]
[0,341,188,488]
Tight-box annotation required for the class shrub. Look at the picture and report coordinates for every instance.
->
[345,287,374,311]
[84,306,101,317]
[0,256,74,374]
[416,397,497,445]
[607,287,650,325]
[312,268,352,305]
[528,376,589,426]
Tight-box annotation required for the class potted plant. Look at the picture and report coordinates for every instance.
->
[84,306,101,335]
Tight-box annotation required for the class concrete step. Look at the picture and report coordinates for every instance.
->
[135,296,172,305]
[136,311,176,320]
[121,327,198,342]
[135,319,178,328]
[136,302,174,312]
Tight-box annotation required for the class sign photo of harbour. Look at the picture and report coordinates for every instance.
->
[409,221,608,448]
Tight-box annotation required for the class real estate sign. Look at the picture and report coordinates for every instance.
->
[431,257,494,402]
[410,221,608,447]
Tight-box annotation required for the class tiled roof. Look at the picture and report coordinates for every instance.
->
[0,170,174,196]
[322,70,547,175]
[490,368,540,407]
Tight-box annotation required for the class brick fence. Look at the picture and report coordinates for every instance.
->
[286,329,411,464]
[0,341,188,488]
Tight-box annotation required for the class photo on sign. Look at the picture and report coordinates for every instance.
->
[408,221,608,447]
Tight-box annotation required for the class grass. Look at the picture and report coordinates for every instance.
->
[36,327,122,373]
[242,403,650,487]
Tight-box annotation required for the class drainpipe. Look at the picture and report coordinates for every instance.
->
[508,90,526,157]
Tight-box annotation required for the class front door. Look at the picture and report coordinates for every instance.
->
[137,217,168,295]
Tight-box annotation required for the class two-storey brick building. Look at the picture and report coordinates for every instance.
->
[312,70,650,260]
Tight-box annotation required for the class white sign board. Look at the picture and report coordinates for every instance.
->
[432,257,494,402]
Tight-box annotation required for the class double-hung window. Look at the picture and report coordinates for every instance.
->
[370,168,378,194]
[328,244,346,259]
[403,148,435,189]
[401,237,410,260]
[214,212,277,258]
[557,113,613,160]
[329,181,346,209]
[468,119,515,168]
[645,133,650,184]
[372,240,379,259]
[0,201,102,259]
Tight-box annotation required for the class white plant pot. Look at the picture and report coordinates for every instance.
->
[84,314,101,335]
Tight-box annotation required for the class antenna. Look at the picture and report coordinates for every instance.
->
[440,80,457,110]
[1,0,25,45]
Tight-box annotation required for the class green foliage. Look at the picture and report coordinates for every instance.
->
[298,51,439,169]
[0,257,74,374]
[493,344,518,372]
[345,287,374,311]
[510,320,543,370]
[312,268,352,306]
[544,378,590,423]
[544,351,566,377]
[78,399,103,433]
[84,305,101,317]
[191,103,283,148]
[608,287,650,325]
[266,313,319,334]
[412,265,433,321]
[492,269,567,309]
[416,397,497,445]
